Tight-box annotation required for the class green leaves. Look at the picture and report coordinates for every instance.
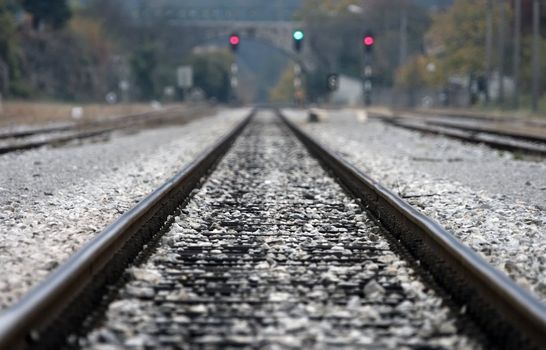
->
[187,51,233,103]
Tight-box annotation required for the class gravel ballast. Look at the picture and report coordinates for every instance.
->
[81,112,481,349]
[283,109,546,301]
[0,108,248,309]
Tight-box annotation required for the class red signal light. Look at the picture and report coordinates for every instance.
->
[229,33,240,52]
[363,35,374,46]
[230,35,240,45]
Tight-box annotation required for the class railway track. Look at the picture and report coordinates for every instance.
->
[399,108,546,128]
[0,110,545,349]
[0,106,209,155]
[371,111,546,156]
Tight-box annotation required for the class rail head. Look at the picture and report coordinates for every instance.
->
[0,110,254,349]
[278,110,546,349]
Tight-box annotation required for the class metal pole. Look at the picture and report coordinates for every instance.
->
[363,46,373,106]
[0,59,9,98]
[399,5,408,67]
[485,0,493,104]
[230,62,238,104]
[512,0,521,109]
[531,0,541,112]
[497,0,506,105]
[293,63,302,105]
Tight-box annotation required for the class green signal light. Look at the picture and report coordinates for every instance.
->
[293,30,304,41]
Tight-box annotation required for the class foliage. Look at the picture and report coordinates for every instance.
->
[269,65,296,103]
[424,0,544,101]
[395,55,443,89]
[519,36,546,92]
[0,0,17,68]
[426,0,495,75]
[0,0,26,96]
[130,45,158,100]
[186,50,233,103]
[305,68,331,103]
[300,0,431,100]
[269,65,334,104]
[69,16,112,64]
[12,6,119,101]
[22,0,71,30]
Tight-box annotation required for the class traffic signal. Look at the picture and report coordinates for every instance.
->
[363,33,375,53]
[229,33,240,51]
[293,30,304,52]
[327,73,339,91]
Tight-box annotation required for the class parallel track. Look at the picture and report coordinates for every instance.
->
[397,108,546,127]
[0,109,545,349]
[0,106,209,155]
[378,115,546,156]
[425,118,546,144]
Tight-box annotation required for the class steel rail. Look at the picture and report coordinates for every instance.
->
[0,106,209,155]
[384,118,546,157]
[0,106,189,140]
[424,119,546,144]
[0,124,76,140]
[0,127,119,155]
[396,108,546,127]
[279,111,546,349]
[0,111,253,349]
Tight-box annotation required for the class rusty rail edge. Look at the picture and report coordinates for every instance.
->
[384,118,546,157]
[0,111,254,349]
[397,108,546,128]
[424,119,546,144]
[0,105,201,140]
[279,111,546,349]
[0,105,211,155]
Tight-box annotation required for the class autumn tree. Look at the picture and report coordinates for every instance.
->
[425,0,496,76]
[269,65,297,103]
[130,45,158,100]
[300,0,431,96]
[0,0,27,96]
[0,0,16,69]
[187,50,233,103]
[423,0,545,105]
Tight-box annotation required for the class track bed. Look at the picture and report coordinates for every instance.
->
[80,112,480,349]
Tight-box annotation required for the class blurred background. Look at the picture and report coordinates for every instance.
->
[0,0,544,116]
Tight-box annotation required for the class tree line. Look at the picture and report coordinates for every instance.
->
[273,0,544,110]
[0,0,235,103]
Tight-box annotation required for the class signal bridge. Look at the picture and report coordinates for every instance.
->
[175,20,312,69]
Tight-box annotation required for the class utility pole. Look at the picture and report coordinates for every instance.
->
[0,59,7,116]
[512,0,521,109]
[293,64,302,105]
[497,0,506,105]
[531,0,541,112]
[399,5,408,67]
[485,0,493,104]
[0,59,8,98]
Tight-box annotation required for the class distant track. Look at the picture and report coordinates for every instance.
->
[0,106,210,155]
[397,108,546,127]
[373,112,546,156]
[0,109,545,349]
